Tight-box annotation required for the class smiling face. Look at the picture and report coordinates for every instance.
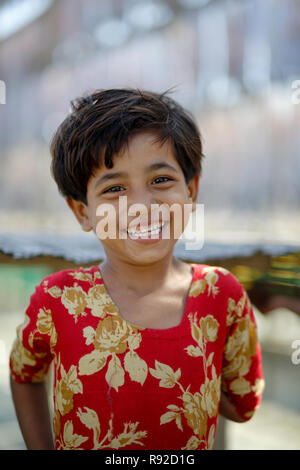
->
[67,131,199,266]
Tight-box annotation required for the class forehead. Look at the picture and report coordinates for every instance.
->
[89,131,182,188]
[118,131,177,165]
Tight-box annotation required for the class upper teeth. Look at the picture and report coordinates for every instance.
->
[127,222,164,235]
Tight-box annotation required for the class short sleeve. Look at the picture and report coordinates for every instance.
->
[221,272,265,421]
[9,279,57,384]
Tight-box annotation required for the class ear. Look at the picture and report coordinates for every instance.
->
[187,174,200,212]
[66,197,93,232]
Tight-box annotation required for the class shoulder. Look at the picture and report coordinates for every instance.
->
[191,263,245,298]
[35,265,100,293]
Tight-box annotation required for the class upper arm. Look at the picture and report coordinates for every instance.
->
[9,279,57,384]
[220,271,265,421]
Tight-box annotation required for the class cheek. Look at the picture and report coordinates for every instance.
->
[160,193,192,238]
[94,201,120,240]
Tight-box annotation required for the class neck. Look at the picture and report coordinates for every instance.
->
[99,254,183,296]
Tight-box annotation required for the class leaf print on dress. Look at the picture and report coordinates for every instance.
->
[222,290,265,412]
[201,267,221,297]
[10,311,54,383]
[54,358,85,449]
[124,350,148,386]
[190,267,227,299]
[149,361,181,388]
[55,359,83,417]
[75,408,147,450]
[68,270,117,318]
[79,315,147,390]
[77,407,101,448]
[150,312,221,450]
[229,377,252,396]
[105,354,125,391]
[186,313,219,366]
[223,313,257,383]
[56,420,88,450]
[35,307,57,352]
[227,291,248,327]
[150,361,209,449]
[10,316,35,380]
[68,268,101,284]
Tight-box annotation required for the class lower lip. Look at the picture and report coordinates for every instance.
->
[126,223,168,244]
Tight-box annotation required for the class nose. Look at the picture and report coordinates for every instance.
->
[126,188,163,228]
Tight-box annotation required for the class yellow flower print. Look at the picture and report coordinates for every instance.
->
[76,409,147,450]
[87,285,118,318]
[93,316,139,354]
[151,311,221,449]
[229,377,251,396]
[151,355,221,448]
[186,313,219,363]
[224,316,257,364]
[54,409,61,439]
[55,363,83,416]
[252,378,265,397]
[202,267,220,297]
[10,318,51,382]
[61,285,88,321]
[10,337,37,379]
[207,424,216,450]
[182,391,207,440]
[79,316,146,389]
[222,353,251,381]
[189,279,207,297]
[200,365,220,418]
[227,291,248,327]
[200,315,219,342]
[36,307,57,350]
[68,271,94,283]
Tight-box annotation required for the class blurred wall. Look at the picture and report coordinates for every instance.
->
[0,0,299,240]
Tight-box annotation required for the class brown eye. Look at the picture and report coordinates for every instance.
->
[152,176,173,184]
[104,185,125,193]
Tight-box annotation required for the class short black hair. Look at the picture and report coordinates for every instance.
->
[50,88,204,204]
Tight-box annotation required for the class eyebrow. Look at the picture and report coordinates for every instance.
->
[94,162,179,189]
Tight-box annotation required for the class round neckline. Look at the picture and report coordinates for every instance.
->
[96,262,196,335]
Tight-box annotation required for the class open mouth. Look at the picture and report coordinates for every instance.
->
[126,222,166,239]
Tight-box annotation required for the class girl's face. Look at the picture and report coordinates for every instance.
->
[68,131,199,266]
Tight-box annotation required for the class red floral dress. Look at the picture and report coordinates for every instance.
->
[10,263,264,450]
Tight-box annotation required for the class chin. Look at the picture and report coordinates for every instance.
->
[123,240,175,264]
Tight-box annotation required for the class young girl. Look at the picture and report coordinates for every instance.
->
[9,88,264,450]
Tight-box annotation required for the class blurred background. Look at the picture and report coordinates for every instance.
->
[0,0,299,450]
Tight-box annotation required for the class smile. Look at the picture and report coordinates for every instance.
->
[127,222,165,238]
